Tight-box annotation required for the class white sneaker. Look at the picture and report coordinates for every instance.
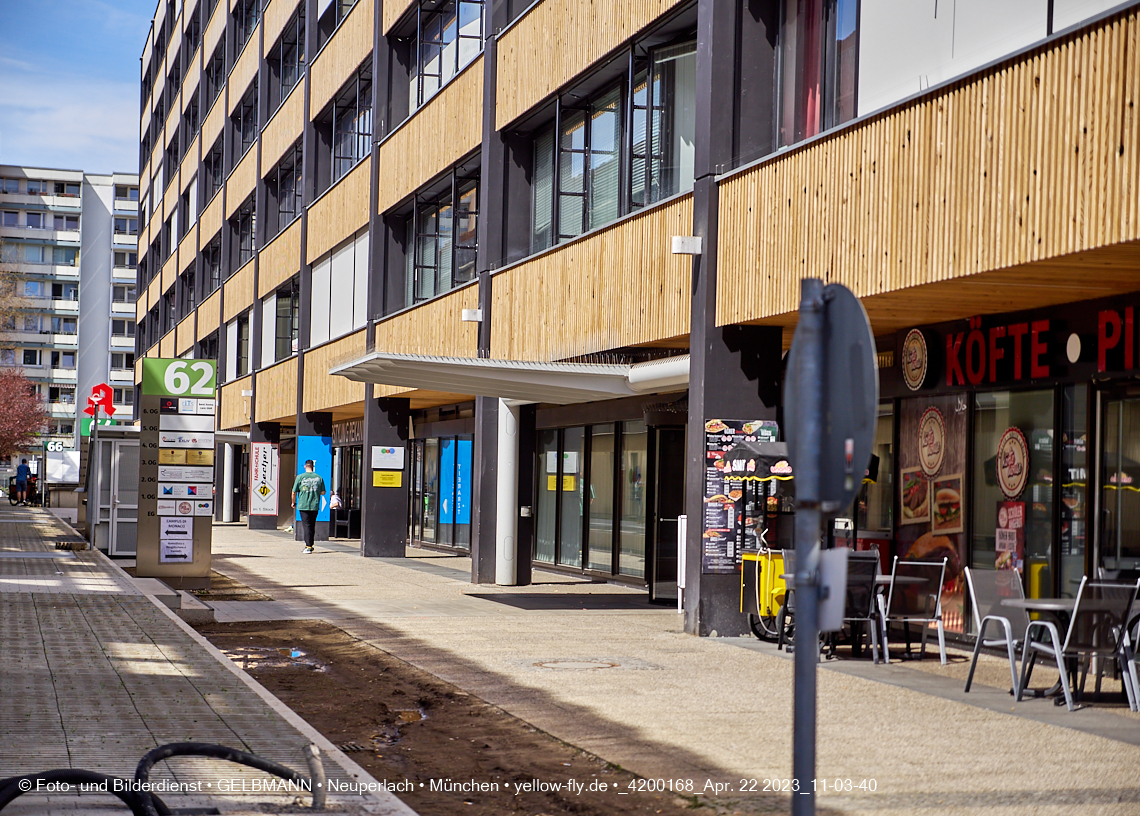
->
[303,546,314,554]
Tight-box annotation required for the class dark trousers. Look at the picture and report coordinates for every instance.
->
[298,510,318,548]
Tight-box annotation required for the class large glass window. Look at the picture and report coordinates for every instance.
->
[1060,385,1088,598]
[409,0,484,112]
[559,427,585,568]
[332,68,372,183]
[778,0,858,148]
[1098,394,1140,575]
[588,424,615,572]
[405,172,478,306]
[535,430,559,564]
[619,421,648,578]
[268,7,306,111]
[232,80,259,163]
[531,38,697,254]
[267,142,303,238]
[233,0,261,52]
[274,278,299,361]
[971,390,1054,597]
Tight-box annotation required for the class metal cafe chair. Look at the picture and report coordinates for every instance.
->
[963,566,1031,696]
[1017,578,1140,712]
[838,550,883,663]
[877,556,949,664]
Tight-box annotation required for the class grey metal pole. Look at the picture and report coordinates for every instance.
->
[792,278,824,815]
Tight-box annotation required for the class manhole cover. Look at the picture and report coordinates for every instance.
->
[533,660,619,670]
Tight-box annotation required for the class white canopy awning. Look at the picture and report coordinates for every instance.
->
[329,352,689,405]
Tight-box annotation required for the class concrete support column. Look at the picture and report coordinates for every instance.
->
[495,399,520,585]
[360,390,410,557]
[294,411,332,542]
[221,443,235,522]
[470,396,498,583]
[247,421,280,529]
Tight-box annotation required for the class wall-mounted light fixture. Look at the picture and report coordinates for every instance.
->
[671,236,703,255]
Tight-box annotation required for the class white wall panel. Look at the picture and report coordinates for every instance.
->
[261,294,276,369]
[329,242,354,340]
[352,232,368,330]
[1053,0,1124,31]
[310,256,331,346]
[225,317,238,381]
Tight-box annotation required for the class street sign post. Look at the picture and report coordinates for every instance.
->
[783,280,878,816]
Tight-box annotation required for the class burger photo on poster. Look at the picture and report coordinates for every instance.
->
[932,475,963,533]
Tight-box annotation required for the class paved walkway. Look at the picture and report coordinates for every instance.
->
[0,508,414,815]
[204,525,1140,816]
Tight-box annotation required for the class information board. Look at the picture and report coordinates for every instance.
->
[136,359,217,584]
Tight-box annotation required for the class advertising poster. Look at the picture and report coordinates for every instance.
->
[249,442,279,516]
[701,419,779,574]
[896,394,967,632]
[996,501,1026,572]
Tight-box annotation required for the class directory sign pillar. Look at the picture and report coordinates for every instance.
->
[137,359,218,587]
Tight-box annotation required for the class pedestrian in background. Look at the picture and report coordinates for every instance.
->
[15,459,31,506]
[291,459,325,554]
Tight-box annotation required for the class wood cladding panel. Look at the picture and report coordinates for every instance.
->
[496,0,687,130]
[201,94,224,151]
[182,57,201,109]
[263,0,301,50]
[176,314,195,355]
[306,159,370,262]
[491,196,693,360]
[161,254,178,294]
[197,289,221,340]
[224,261,256,322]
[146,271,161,312]
[228,30,261,115]
[717,10,1140,330]
[382,0,416,35]
[160,331,176,359]
[150,140,163,184]
[303,330,368,413]
[178,223,198,270]
[374,285,480,357]
[255,357,298,421]
[219,377,252,430]
[136,293,148,323]
[309,0,373,118]
[163,175,181,221]
[226,147,258,217]
[199,194,223,248]
[261,84,303,172]
[179,134,200,189]
[258,218,302,296]
[203,0,225,59]
[377,58,483,215]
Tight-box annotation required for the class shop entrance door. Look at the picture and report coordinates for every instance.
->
[1097,393,1140,575]
[650,427,685,603]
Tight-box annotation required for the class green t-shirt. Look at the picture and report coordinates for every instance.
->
[292,472,325,512]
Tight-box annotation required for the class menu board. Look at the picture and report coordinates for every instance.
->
[136,360,217,580]
[702,419,779,574]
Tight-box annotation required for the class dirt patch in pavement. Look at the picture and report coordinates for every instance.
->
[197,620,780,816]
[123,567,273,601]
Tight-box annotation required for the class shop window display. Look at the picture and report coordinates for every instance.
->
[897,394,968,633]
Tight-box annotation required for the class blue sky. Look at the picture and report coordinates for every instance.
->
[0,0,156,174]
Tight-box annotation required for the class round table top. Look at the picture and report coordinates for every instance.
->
[1000,597,1077,612]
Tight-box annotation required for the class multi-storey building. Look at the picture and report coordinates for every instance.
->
[0,166,139,481]
[137,0,1140,635]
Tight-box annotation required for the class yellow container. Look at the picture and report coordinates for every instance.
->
[740,551,788,617]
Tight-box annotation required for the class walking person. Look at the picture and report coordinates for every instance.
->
[15,459,31,506]
[291,459,325,554]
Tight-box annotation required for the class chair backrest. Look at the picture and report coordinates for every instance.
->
[1062,578,1140,655]
[843,550,880,619]
[1097,565,1140,584]
[964,566,1031,633]
[782,548,796,578]
[885,556,948,619]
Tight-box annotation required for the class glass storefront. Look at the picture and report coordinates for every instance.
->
[534,420,652,579]
[408,435,472,550]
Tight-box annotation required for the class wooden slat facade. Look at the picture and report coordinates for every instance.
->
[491,195,693,360]
[496,0,688,130]
[258,218,302,296]
[306,159,370,262]
[197,289,221,340]
[377,57,483,215]
[161,254,178,294]
[160,331,175,359]
[255,357,298,421]
[382,0,416,34]
[716,9,1140,335]
[203,0,226,59]
[179,134,199,188]
[199,194,223,248]
[263,0,301,50]
[223,261,255,322]
[226,147,258,216]
[176,314,195,355]
[182,56,201,108]
[374,284,480,357]
[201,92,225,151]
[261,84,303,172]
[228,29,261,115]
[178,223,198,270]
[163,173,180,220]
[303,330,368,413]
[219,377,252,430]
[309,0,373,117]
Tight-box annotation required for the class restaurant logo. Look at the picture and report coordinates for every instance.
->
[918,407,946,477]
[770,460,792,476]
[996,427,1029,499]
[901,329,929,391]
